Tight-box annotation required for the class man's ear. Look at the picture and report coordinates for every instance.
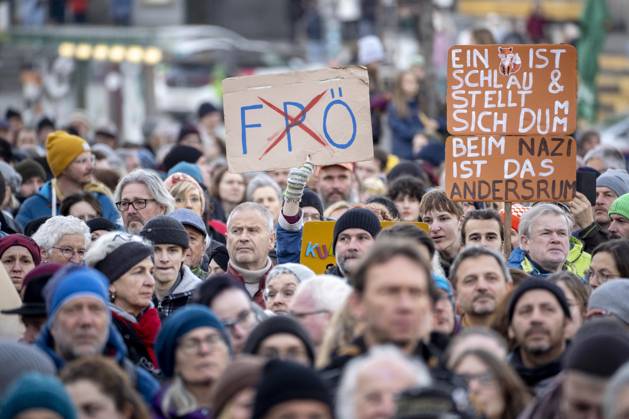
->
[519,234,529,251]
[347,291,365,321]
[268,231,276,251]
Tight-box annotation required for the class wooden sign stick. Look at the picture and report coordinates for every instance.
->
[503,202,512,257]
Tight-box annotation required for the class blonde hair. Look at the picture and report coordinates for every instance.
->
[170,181,205,215]
[161,376,199,417]
[316,299,364,368]
[323,200,352,220]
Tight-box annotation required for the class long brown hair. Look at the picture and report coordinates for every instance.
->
[452,349,531,419]
[391,70,417,119]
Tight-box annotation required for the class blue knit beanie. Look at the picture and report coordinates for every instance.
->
[0,372,77,419]
[155,304,231,378]
[47,267,109,319]
[168,161,205,186]
[432,273,453,298]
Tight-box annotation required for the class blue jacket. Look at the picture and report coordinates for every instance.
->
[507,237,591,279]
[387,100,425,160]
[35,319,159,403]
[275,213,303,264]
[16,180,120,228]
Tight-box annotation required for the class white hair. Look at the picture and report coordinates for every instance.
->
[584,144,626,171]
[293,275,351,313]
[336,345,432,419]
[518,203,573,240]
[245,173,282,202]
[226,201,274,232]
[84,231,151,267]
[113,168,175,214]
[32,215,91,251]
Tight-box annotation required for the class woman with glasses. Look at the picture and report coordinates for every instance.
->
[0,233,41,292]
[588,239,629,289]
[85,232,160,375]
[60,191,102,222]
[31,215,91,265]
[451,349,531,419]
[154,305,232,419]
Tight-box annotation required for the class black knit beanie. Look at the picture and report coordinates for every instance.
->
[333,207,381,250]
[15,159,46,183]
[242,315,316,366]
[252,359,333,419]
[140,216,189,248]
[162,145,203,172]
[564,330,629,378]
[209,245,229,271]
[300,188,323,220]
[86,217,118,234]
[507,279,571,323]
[94,241,153,283]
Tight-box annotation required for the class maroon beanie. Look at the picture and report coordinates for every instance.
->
[0,234,41,265]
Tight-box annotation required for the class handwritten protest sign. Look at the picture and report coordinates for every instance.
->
[446,44,577,136]
[444,135,577,202]
[222,67,373,173]
[300,220,429,274]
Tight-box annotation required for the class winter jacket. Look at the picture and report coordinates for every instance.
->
[152,386,212,419]
[16,180,120,228]
[276,210,303,264]
[153,265,201,319]
[388,100,425,160]
[575,222,609,253]
[507,237,591,279]
[321,333,450,393]
[509,348,564,396]
[517,374,563,419]
[110,303,161,375]
[35,318,159,403]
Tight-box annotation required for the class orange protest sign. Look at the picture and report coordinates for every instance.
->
[444,135,577,202]
[300,220,429,274]
[446,44,577,136]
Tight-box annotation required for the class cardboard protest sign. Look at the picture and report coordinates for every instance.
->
[222,67,373,173]
[444,135,577,202]
[447,44,577,136]
[300,220,429,274]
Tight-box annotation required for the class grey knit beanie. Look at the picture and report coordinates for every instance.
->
[587,279,629,325]
[596,169,629,197]
[0,339,55,396]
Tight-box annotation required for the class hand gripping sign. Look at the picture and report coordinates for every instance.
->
[222,67,374,173]
[447,44,577,136]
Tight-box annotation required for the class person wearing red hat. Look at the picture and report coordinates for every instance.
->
[316,163,357,209]
[0,234,41,292]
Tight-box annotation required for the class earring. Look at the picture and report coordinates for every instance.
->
[109,289,116,302]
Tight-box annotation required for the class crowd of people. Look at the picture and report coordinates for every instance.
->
[0,55,629,419]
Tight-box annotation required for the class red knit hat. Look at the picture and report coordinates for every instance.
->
[0,234,41,265]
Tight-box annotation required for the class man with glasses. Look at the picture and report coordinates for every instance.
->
[32,215,91,265]
[114,169,175,234]
[16,131,120,228]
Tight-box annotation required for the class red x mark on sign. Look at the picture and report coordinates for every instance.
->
[257,90,329,160]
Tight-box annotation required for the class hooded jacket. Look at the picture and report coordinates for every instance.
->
[507,236,591,279]
[16,180,120,228]
[35,318,159,403]
[153,265,201,319]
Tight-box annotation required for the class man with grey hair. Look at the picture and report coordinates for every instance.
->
[226,202,276,307]
[113,169,175,234]
[246,173,283,222]
[450,246,511,328]
[289,275,352,348]
[32,215,91,265]
[584,144,626,173]
[507,203,591,278]
[336,346,431,419]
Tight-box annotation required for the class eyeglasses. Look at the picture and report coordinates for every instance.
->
[178,333,225,354]
[458,371,495,386]
[289,309,329,320]
[221,309,253,330]
[72,155,95,166]
[115,199,157,211]
[52,246,87,260]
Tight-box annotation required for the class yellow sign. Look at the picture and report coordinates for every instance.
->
[300,221,429,274]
